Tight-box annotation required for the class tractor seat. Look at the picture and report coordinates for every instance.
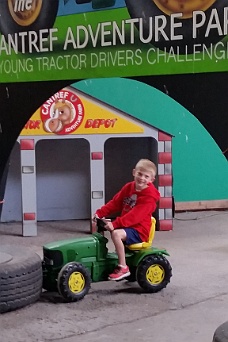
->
[126,217,156,251]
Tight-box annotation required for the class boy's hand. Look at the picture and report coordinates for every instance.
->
[92,213,99,222]
[104,220,114,232]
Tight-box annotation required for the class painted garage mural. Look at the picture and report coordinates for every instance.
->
[0,0,228,235]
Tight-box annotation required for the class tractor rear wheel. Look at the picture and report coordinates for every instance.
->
[136,255,172,293]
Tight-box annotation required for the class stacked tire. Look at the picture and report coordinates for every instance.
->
[0,245,42,314]
[213,321,228,342]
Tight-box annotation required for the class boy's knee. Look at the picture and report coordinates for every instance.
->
[111,229,118,238]
[111,228,126,241]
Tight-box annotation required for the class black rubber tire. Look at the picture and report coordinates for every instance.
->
[136,255,172,293]
[0,245,42,314]
[125,0,227,54]
[213,321,228,342]
[0,0,59,51]
[57,262,91,302]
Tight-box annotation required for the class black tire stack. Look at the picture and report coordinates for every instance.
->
[213,322,228,342]
[0,245,42,314]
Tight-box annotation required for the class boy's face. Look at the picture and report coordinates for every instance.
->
[133,168,155,191]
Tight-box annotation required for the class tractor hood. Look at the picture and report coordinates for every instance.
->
[43,235,97,251]
[43,233,109,268]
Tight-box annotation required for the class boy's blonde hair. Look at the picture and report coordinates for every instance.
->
[135,159,157,177]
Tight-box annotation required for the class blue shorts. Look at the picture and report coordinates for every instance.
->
[123,228,142,245]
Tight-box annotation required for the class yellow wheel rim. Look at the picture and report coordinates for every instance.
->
[68,271,85,294]
[153,0,216,18]
[8,0,43,26]
[146,264,165,285]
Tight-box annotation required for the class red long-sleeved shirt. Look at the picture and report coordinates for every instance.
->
[96,181,160,242]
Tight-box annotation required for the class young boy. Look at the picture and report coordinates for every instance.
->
[93,159,160,281]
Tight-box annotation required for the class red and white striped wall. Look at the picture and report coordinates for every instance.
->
[20,139,37,236]
[158,132,173,231]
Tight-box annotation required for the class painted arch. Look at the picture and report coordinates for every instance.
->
[74,77,228,204]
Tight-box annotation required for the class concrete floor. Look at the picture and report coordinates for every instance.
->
[0,210,228,342]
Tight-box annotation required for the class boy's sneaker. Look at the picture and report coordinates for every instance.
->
[108,265,130,281]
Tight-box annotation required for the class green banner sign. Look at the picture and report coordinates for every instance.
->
[0,0,228,82]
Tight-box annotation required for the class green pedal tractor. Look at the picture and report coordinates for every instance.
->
[42,218,172,301]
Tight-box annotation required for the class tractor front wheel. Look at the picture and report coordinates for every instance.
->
[57,262,91,302]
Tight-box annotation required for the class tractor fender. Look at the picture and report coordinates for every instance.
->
[130,247,170,267]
